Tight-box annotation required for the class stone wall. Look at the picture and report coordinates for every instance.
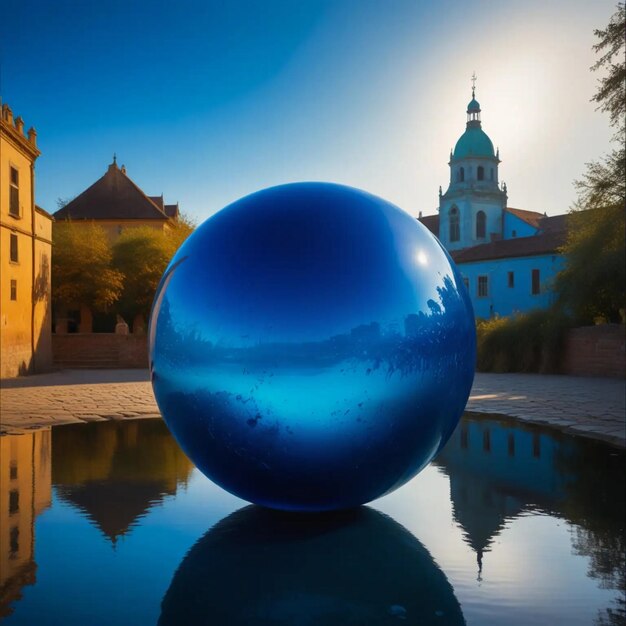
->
[52,334,148,369]
[562,324,625,378]
[52,326,625,378]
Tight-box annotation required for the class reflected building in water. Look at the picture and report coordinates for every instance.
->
[0,421,193,616]
[52,420,194,544]
[435,415,625,625]
[434,416,571,574]
[0,430,51,618]
[434,416,626,608]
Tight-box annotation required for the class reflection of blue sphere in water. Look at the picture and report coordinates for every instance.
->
[159,506,466,625]
[149,183,475,511]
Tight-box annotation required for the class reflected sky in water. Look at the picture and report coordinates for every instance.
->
[0,415,623,625]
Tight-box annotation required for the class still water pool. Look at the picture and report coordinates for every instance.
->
[0,414,623,625]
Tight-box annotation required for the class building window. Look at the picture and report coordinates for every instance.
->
[10,280,17,301]
[9,166,20,217]
[507,271,514,288]
[10,527,19,556]
[476,211,486,238]
[449,207,460,242]
[9,489,19,514]
[459,167,465,182]
[477,166,485,181]
[511,230,517,238]
[531,269,540,295]
[463,277,469,292]
[10,233,18,262]
[460,426,469,449]
[483,429,491,452]
[10,463,17,480]
[478,275,489,297]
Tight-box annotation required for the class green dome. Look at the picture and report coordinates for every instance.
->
[453,126,495,159]
[467,98,480,112]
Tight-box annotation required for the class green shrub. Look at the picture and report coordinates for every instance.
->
[476,310,573,374]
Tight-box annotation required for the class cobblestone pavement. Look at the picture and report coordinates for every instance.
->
[0,370,158,433]
[467,372,625,447]
[1,369,624,447]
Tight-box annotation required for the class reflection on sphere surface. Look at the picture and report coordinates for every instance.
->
[150,183,475,511]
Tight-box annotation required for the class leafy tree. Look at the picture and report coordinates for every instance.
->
[555,4,625,323]
[555,204,624,323]
[112,227,176,321]
[56,196,74,210]
[111,216,195,321]
[52,221,124,311]
[591,3,625,142]
[166,211,196,254]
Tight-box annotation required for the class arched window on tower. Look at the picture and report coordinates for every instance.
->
[458,167,465,182]
[476,211,486,239]
[477,166,485,181]
[450,207,460,242]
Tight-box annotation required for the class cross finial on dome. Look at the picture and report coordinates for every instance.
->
[113,153,117,165]
[471,72,477,98]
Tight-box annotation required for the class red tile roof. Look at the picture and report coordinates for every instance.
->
[451,230,566,263]
[149,196,179,218]
[164,204,179,218]
[420,207,557,237]
[148,195,165,210]
[54,162,171,221]
[538,213,568,233]
[418,208,569,263]
[504,207,545,229]
[418,214,439,236]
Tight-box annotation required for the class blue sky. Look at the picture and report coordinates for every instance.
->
[0,0,617,221]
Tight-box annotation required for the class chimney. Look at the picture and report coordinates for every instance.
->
[27,127,37,146]
[15,116,24,135]
[121,164,127,174]
[418,211,423,219]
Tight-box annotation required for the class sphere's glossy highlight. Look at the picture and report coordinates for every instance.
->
[149,183,475,511]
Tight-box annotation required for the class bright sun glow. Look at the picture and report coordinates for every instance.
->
[415,250,428,266]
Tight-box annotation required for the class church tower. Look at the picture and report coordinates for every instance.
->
[438,78,507,251]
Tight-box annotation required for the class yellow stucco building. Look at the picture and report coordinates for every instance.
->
[0,103,52,378]
[0,430,51,618]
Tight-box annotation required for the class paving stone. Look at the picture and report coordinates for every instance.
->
[1,369,624,446]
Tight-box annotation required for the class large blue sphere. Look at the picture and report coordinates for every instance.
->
[149,183,475,511]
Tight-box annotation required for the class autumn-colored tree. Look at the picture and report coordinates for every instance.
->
[111,215,195,321]
[52,221,124,311]
[168,212,196,251]
[555,4,625,323]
